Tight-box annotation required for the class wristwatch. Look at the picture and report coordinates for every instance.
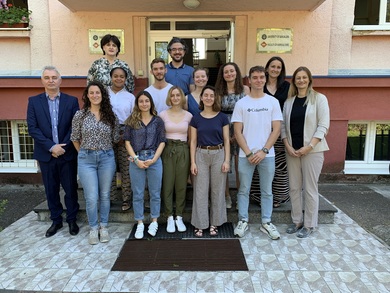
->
[261,147,269,154]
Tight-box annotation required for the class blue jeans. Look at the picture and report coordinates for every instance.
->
[130,150,162,221]
[78,148,116,230]
[237,156,275,223]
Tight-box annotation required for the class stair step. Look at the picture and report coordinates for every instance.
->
[33,189,337,225]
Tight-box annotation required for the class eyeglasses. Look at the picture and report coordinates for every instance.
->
[169,48,185,52]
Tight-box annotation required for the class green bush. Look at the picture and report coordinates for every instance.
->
[0,199,8,231]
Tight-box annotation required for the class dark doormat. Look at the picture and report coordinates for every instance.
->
[111,239,248,271]
[128,222,236,240]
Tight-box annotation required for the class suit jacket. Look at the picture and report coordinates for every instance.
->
[27,92,79,162]
[281,93,330,153]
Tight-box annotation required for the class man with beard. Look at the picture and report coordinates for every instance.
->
[145,58,173,113]
[165,37,194,96]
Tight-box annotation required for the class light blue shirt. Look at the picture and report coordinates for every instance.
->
[46,93,60,149]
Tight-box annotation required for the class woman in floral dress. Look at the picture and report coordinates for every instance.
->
[87,34,135,93]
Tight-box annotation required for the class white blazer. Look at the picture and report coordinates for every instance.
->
[281,93,330,153]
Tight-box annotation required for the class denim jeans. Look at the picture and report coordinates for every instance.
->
[78,148,116,229]
[130,150,162,221]
[237,156,275,223]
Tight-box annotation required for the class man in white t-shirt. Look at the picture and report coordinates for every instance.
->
[145,58,173,114]
[231,65,283,240]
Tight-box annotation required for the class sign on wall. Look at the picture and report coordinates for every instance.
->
[88,29,125,54]
[256,28,293,53]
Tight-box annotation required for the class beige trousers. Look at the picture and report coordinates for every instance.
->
[286,151,324,228]
[191,148,227,230]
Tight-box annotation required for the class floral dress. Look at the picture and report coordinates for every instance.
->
[221,92,246,155]
[87,58,135,93]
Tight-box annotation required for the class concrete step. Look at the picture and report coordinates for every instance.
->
[33,188,337,225]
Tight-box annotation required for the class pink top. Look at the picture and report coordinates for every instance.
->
[159,110,193,141]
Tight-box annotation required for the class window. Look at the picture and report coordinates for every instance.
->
[0,120,36,172]
[354,0,390,27]
[345,121,390,174]
[193,38,206,60]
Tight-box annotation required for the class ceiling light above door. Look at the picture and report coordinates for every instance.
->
[183,0,200,9]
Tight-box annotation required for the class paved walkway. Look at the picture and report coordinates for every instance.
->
[0,193,389,293]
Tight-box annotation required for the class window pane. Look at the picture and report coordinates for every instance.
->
[18,122,34,160]
[175,21,230,30]
[193,38,206,60]
[0,121,12,162]
[150,22,170,30]
[346,123,367,160]
[374,123,390,160]
[353,0,380,25]
[387,0,390,22]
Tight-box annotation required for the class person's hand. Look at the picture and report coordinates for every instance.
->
[285,145,299,157]
[222,161,230,173]
[144,159,155,167]
[191,163,198,176]
[136,159,148,169]
[296,146,312,157]
[51,144,66,158]
[248,150,265,165]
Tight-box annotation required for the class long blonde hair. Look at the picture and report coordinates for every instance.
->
[288,66,319,105]
[124,90,157,129]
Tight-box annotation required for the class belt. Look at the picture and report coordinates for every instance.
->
[198,144,223,150]
[167,139,187,146]
[135,149,155,156]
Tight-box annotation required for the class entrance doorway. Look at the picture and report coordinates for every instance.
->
[147,18,233,86]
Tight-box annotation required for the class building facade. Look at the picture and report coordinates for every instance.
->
[0,0,389,182]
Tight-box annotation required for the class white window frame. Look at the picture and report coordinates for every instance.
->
[379,0,390,24]
[353,0,390,31]
[344,121,390,175]
[0,120,38,173]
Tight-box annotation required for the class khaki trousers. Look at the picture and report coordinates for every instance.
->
[286,151,324,228]
[161,139,190,217]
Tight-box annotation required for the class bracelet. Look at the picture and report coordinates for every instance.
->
[246,152,253,158]
[309,143,314,149]
[133,155,139,163]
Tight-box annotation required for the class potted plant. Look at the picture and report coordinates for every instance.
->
[0,0,32,28]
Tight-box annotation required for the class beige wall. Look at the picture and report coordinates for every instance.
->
[0,0,388,77]
[329,0,390,74]
[245,0,333,76]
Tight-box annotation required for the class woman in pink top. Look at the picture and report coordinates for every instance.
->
[159,86,193,233]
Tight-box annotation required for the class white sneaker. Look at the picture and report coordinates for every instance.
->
[148,221,158,237]
[166,216,175,233]
[226,195,232,209]
[88,229,99,245]
[99,227,110,243]
[260,222,280,240]
[175,216,187,232]
[234,220,248,238]
[135,223,144,239]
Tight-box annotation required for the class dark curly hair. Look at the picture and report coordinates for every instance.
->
[215,62,245,98]
[81,81,116,129]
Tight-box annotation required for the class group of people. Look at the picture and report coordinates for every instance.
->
[27,35,330,245]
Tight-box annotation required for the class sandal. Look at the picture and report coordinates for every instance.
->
[194,228,203,238]
[121,201,131,211]
[273,203,281,208]
[209,226,218,237]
